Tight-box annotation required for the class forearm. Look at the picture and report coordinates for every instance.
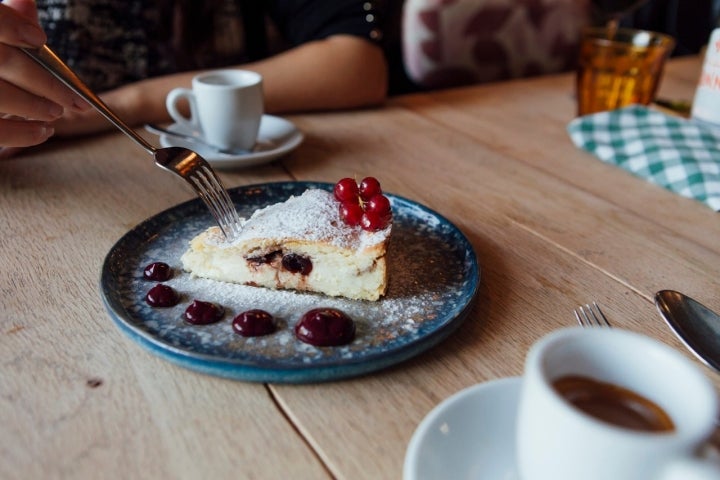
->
[54,35,387,136]
[246,35,388,113]
[122,36,387,116]
[125,35,388,117]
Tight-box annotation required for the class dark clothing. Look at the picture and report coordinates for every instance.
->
[621,0,718,56]
[36,0,384,91]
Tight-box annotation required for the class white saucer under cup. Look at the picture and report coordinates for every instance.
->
[159,115,304,169]
[403,377,522,480]
[166,69,263,151]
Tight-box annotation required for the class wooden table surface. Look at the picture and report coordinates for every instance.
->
[2,55,718,480]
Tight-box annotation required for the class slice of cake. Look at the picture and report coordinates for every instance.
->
[181,186,392,301]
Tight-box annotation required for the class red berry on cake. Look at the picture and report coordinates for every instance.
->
[359,177,382,201]
[334,177,359,203]
[360,211,386,231]
[365,194,391,220]
[332,176,392,231]
[339,201,364,226]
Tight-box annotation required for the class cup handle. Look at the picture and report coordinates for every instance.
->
[165,88,200,132]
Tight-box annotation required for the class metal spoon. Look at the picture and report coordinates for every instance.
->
[144,123,250,156]
[655,290,720,373]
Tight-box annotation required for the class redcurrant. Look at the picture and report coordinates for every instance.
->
[339,202,364,226]
[359,177,382,201]
[365,193,391,219]
[360,211,388,231]
[334,177,359,203]
[334,176,392,230]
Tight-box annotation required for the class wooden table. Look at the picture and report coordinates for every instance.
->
[2,55,718,480]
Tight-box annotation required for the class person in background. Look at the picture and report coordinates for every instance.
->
[621,0,718,56]
[0,0,388,157]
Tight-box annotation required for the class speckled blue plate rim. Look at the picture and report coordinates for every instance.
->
[99,181,480,383]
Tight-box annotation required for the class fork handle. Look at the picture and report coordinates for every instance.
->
[21,45,156,155]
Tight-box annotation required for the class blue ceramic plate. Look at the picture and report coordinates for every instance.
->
[100,182,480,383]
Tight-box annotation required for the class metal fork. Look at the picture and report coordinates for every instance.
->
[22,45,242,240]
[574,302,612,328]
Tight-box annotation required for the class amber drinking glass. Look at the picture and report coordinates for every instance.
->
[576,27,675,116]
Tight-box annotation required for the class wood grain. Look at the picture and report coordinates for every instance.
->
[2,56,717,480]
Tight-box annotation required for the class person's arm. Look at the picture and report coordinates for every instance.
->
[52,34,387,137]
[0,0,89,148]
[247,35,387,113]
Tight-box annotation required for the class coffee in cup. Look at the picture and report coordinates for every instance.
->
[517,327,720,480]
[552,374,675,433]
[166,69,263,151]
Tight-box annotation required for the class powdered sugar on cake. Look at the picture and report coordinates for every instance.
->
[204,189,389,250]
[182,187,391,301]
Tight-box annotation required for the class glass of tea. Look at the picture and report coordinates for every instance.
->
[517,327,720,480]
[576,27,675,116]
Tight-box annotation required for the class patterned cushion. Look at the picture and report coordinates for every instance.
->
[402,0,591,88]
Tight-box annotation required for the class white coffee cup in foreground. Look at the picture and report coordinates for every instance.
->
[517,327,720,480]
[166,69,263,151]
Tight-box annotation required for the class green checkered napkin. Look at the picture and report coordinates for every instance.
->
[567,105,720,211]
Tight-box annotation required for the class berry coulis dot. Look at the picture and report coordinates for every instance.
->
[143,262,172,281]
[294,308,355,346]
[145,283,179,307]
[184,300,224,325]
[232,309,276,337]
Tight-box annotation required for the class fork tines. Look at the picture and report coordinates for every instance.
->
[190,165,242,240]
[574,302,612,328]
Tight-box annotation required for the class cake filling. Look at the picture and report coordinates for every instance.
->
[181,187,392,301]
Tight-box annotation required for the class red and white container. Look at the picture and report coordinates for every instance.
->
[692,28,720,126]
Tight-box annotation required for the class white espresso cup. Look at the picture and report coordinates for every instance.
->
[517,327,720,480]
[166,69,263,150]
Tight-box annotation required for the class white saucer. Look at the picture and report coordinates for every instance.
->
[403,377,521,480]
[158,115,303,169]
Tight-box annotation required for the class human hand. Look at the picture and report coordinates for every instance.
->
[0,0,89,153]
